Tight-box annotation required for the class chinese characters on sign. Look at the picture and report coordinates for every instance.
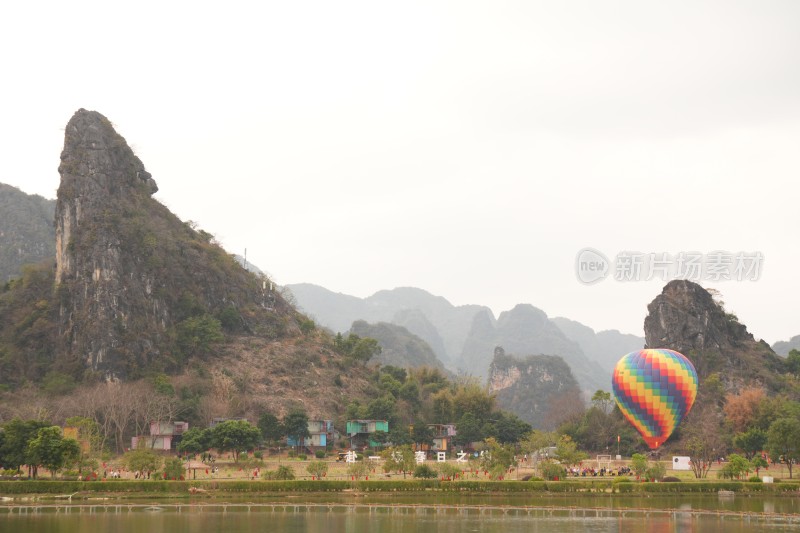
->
[576,248,763,285]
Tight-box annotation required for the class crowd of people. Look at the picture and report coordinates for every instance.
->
[567,466,632,477]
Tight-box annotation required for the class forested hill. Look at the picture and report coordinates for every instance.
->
[0,183,55,282]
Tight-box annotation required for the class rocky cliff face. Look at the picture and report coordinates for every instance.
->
[644,280,786,391]
[488,348,583,429]
[55,110,158,374]
[54,109,295,378]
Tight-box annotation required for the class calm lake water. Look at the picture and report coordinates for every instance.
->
[2,495,799,532]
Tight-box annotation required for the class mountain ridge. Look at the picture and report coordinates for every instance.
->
[288,283,614,394]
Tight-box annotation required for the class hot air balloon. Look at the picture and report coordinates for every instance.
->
[611,349,698,449]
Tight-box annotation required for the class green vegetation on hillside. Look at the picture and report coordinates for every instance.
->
[0,183,55,283]
[349,320,445,370]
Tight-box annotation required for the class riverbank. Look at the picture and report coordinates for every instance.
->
[1,479,798,498]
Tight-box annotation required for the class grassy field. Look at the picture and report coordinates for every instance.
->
[1,454,797,498]
[109,455,788,483]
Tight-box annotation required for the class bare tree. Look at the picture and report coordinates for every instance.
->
[683,404,726,478]
[65,383,114,452]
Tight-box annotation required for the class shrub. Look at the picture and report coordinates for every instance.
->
[298,454,307,461]
[645,462,666,482]
[123,449,161,473]
[540,461,567,481]
[348,461,369,480]
[488,465,508,480]
[163,458,184,480]
[306,460,328,479]
[749,476,763,483]
[630,453,648,478]
[299,319,316,335]
[413,465,438,479]
[218,306,242,332]
[436,463,462,480]
[176,315,224,357]
[0,479,798,495]
[263,465,295,480]
[315,450,326,459]
[717,464,737,480]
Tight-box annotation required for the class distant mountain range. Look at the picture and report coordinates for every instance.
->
[551,317,645,373]
[772,335,800,356]
[285,283,645,394]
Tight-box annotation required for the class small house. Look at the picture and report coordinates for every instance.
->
[346,419,389,449]
[287,420,335,452]
[131,420,189,451]
[428,423,457,452]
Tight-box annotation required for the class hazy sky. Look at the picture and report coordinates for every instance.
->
[2,1,798,343]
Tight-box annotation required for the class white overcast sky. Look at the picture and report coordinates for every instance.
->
[2,1,798,344]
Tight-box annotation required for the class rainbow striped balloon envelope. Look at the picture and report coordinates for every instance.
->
[612,349,698,449]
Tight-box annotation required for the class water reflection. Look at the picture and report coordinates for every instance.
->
[2,504,799,533]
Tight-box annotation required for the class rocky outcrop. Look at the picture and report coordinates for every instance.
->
[488,348,583,429]
[644,280,786,391]
[54,109,295,378]
[55,110,159,373]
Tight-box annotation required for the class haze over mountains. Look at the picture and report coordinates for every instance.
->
[286,283,646,392]
[773,335,800,356]
[2,182,797,395]
[0,108,795,437]
[1,139,797,416]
